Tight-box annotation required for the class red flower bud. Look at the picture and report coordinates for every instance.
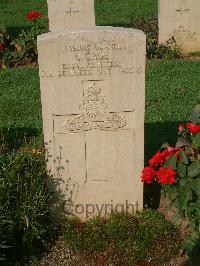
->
[178,123,184,132]
[26,11,44,21]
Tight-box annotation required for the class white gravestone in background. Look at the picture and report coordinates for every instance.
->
[159,0,200,53]
[48,0,95,32]
[38,27,145,220]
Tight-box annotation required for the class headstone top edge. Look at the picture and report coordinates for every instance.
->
[37,27,146,42]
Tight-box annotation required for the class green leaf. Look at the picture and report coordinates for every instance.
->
[181,235,198,255]
[191,179,200,196]
[179,178,187,187]
[177,162,186,178]
[193,132,200,147]
[166,154,177,169]
[185,145,193,154]
[188,162,200,178]
[180,150,189,165]
[161,142,169,149]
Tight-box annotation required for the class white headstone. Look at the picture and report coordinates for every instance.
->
[48,0,95,32]
[159,0,200,53]
[38,27,145,220]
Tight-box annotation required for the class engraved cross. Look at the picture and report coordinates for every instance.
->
[176,8,190,15]
[60,80,133,182]
[65,0,80,15]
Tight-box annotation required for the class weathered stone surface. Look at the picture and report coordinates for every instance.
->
[159,0,200,53]
[48,0,95,32]
[38,27,145,220]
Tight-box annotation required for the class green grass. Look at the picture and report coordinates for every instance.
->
[146,59,200,160]
[0,67,42,147]
[0,60,199,159]
[63,210,180,265]
[0,0,158,35]
[95,0,157,27]
[0,67,41,129]
[0,0,47,35]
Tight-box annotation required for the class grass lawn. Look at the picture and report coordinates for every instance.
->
[0,0,157,35]
[0,60,199,161]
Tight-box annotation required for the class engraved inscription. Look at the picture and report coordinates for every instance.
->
[65,0,80,15]
[40,41,144,78]
[62,42,130,77]
[174,28,197,42]
[173,1,191,32]
[173,4,195,42]
[63,81,127,132]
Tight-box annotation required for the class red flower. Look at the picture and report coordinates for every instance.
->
[178,123,184,132]
[26,11,44,21]
[162,146,180,161]
[156,166,176,184]
[141,167,156,184]
[162,147,175,161]
[186,122,200,134]
[149,151,164,167]
[0,43,5,51]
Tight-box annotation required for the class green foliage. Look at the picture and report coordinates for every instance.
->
[1,0,157,32]
[95,0,157,27]
[0,142,54,264]
[0,1,178,68]
[132,17,182,59]
[63,210,180,265]
[0,16,48,68]
[155,107,200,255]
[155,37,182,59]
[0,0,47,33]
[189,51,200,57]
[0,67,42,145]
[1,15,181,68]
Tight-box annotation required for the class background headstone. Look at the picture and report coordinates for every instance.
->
[38,27,145,219]
[159,0,200,53]
[48,0,95,32]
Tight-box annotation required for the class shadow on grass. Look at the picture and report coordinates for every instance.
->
[1,120,180,209]
[0,127,42,150]
[97,22,133,28]
[186,245,200,266]
[6,26,31,37]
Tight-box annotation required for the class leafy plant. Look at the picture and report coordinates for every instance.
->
[189,51,200,57]
[0,27,14,68]
[0,142,54,264]
[0,11,48,68]
[132,17,182,59]
[63,210,180,265]
[141,105,200,255]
